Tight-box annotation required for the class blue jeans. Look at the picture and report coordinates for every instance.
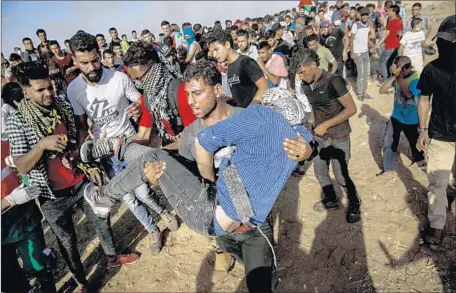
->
[102,156,161,233]
[353,52,370,96]
[379,48,395,81]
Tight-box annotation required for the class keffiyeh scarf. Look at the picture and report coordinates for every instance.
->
[261,87,309,126]
[142,62,174,138]
[18,98,78,158]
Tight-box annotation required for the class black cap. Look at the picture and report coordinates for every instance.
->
[433,15,456,42]
[159,43,173,57]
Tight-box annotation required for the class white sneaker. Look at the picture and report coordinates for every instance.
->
[84,182,110,218]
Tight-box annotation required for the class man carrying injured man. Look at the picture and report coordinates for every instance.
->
[81,60,314,292]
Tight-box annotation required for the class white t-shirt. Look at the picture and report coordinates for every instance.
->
[351,21,371,54]
[237,45,259,61]
[67,68,141,140]
[400,31,425,60]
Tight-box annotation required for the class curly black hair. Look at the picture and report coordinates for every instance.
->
[12,61,49,88]
[183,60,221,86]
[1,82,24,109]
[207,29,233,48]
[70,31,99,54]
[123,42,160,68]
[289,47,320,74]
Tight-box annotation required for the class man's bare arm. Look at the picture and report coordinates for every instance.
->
[418,95,431,129]
[250,76,269,105]
[195,137,215,182]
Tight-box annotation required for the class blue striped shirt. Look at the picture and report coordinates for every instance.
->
[198,105,312,235]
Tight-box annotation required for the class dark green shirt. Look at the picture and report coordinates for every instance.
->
[2,201,43,245]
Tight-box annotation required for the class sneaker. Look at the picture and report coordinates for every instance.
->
[424,228,443,251]
[313,199,340,212]
[79,140,95,163]
[108,252,141,268]
[84,182,110,218]
[363,93,373,100]
[160,210,179,232]
[149,230,163,255]
[347,203,361,223]
[80,138,118,163]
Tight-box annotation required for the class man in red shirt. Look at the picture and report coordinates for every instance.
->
[375,4,403,84]
[49,40,78,85]
[124,42,196,146]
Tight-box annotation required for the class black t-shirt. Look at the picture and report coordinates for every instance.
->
[319,28,345,62]
[302,70,352,139]
[417,59,456,142]
[227,54,264,108]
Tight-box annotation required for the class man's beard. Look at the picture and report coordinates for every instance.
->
[83,67,103,83]
[240,45,250,53]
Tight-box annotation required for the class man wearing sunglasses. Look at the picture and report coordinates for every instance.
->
[379,55,425,176]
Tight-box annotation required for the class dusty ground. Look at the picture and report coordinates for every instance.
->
[45,2,456,292]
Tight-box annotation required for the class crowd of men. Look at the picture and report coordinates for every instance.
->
[1,1,455,292]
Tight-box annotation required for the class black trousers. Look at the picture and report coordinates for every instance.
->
[216,218,275,293]
[40,180,117,286]
[390,117,424,162]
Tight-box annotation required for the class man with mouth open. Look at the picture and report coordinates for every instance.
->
[81,60,314,292]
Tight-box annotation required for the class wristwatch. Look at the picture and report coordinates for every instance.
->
[418,128,428,132]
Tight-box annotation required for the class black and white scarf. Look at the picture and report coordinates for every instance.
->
[142,62,174,138]
[18,98,78,158]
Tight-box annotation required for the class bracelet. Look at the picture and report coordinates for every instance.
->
[418,128,428,132]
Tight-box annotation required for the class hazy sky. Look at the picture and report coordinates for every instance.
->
[1,1,305,55]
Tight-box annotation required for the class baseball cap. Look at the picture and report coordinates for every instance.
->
[433,15,456,42]
[320,21,331,28]
[360,7,370,16]
[159,43,173,57]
